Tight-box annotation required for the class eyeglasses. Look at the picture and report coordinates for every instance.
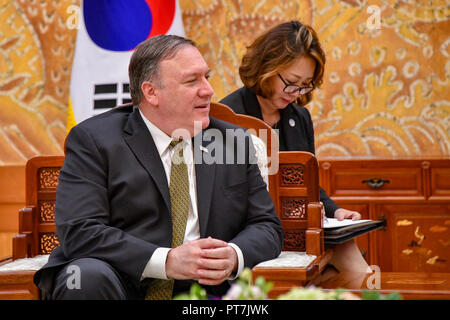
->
[277,73,315,95]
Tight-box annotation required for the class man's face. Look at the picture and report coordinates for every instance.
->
[154,46,213,137]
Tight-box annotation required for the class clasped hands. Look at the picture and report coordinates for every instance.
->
[165,237,238,286]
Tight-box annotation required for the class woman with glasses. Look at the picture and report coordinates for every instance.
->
[220,20,369,282]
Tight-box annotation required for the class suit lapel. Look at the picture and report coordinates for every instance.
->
[280,105,304,151]
[194,130,216,238]
[123,109,220,237]
[123,107,171,212]
[242,87,264,120]
[243,87,304,151]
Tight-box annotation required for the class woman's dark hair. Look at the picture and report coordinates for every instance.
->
[239,21,326,106]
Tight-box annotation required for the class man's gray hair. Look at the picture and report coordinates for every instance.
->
[128,35,196,105]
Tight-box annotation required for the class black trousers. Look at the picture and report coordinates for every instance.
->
[48,257,229,299]
[50,258,145,300]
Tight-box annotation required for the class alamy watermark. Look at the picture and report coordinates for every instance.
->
[66,264,81,290]
[66,4,80,30]
[171,121,280,175]
[366,5,382,30]
[366,265,381,290]
[65,3,381,31]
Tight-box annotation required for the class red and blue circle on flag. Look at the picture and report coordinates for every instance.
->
[84,0,176,51]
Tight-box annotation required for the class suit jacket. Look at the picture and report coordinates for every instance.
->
[34,105,283,297]
[220,86,339,218]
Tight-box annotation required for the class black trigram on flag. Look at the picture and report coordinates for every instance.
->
[93,83,132,110]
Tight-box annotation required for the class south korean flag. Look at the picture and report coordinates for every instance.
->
[68,0,185,130]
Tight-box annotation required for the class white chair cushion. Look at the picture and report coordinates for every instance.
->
[0,255,49,272]
[254,251,317,268]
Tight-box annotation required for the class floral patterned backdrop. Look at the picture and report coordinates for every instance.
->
[0,0,449,165]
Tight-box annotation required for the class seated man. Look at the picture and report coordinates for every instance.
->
[33,35,283,300]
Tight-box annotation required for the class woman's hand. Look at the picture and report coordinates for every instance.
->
[334,208,361,221]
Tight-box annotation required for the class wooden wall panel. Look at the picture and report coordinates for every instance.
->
[0,1,449,165]
[0,166,25,232]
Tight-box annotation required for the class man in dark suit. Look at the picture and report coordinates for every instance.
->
[33,35,283,299]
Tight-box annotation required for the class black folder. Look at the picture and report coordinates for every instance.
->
[324,219,385,244]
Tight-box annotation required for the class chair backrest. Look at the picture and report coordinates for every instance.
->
[210,102,323,256]
[210,101,279,192]
[13,156,63,259]
[209,102,278,170]
[271,152,323,256]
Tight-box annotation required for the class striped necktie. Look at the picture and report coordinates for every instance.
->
[145,140,190,300]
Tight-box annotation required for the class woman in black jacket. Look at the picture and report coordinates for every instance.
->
[220,21,369,279]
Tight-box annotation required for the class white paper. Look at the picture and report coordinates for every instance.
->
[323,218,373,229]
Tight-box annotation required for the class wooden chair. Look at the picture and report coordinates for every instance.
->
[13,156,63,260]
[0,102,326,299]
[0,156,63,299]
[210,102,327,298]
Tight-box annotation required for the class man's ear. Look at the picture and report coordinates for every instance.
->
[141,81,158,106]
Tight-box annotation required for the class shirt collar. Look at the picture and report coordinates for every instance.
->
[138,108,191,156]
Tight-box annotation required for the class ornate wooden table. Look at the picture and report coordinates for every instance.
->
[318,271,450,300]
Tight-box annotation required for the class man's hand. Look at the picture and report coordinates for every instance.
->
[334,208,361,221]
[165,237,238,286]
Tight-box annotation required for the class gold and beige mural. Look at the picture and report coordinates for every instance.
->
[0,0,449,165]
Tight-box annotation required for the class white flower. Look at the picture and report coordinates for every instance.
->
[223,284,242,300]
[250,286,263,299]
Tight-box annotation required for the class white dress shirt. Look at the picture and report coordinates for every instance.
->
[139,109,244,280]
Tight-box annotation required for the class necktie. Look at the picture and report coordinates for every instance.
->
[146,140,190,300]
